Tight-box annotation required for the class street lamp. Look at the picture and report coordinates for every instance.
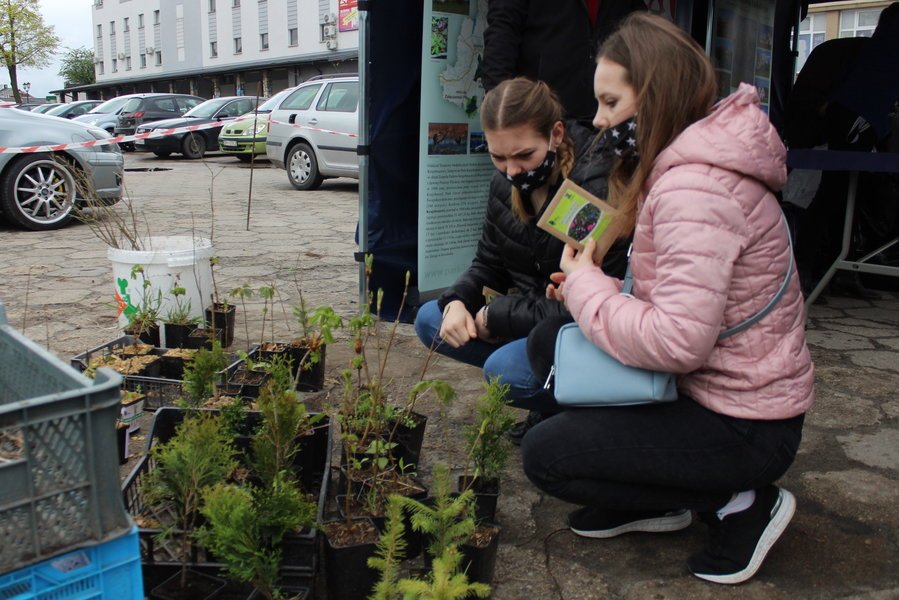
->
[22,82,30,103]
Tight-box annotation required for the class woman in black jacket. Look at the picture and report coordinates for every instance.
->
[414,78,627,428]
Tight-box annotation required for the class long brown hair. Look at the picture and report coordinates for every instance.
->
[480,77,575,221]
[597,13,717,232]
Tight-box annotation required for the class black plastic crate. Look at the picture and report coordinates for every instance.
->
[121,407,332,595]
[70,336,184,412]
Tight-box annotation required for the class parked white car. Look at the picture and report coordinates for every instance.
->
[265,74,359,190]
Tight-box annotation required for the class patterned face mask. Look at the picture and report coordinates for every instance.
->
[602,116,638,159]
[504,142,556,193]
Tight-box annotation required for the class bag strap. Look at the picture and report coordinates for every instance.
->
[618,214,794,339]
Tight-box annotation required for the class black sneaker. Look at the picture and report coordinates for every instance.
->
[508,410,544,447]
[568,507,692,539]
[688,486,796,585]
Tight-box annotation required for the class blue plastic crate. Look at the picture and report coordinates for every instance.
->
[0,526,143,600]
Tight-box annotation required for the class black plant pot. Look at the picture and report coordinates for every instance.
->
[289,343,326,392]
[184,327,218,349]
[390,411,428,468]
[116,423,129,465]
[228,366,270,400]
[205,303,236,347]
[163,323,197,348]
[149,568,227,600]
[126,324,161,347]
[322,518,380,600]
[458,476,500,524]
[461,523,502,586]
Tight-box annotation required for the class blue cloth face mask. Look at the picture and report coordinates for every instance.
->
[602,116,638,159]
[504,142,556,193]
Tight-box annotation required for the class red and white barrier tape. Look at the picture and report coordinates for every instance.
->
[0,117,357,154]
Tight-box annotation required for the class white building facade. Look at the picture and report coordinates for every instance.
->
[64,0,358,99]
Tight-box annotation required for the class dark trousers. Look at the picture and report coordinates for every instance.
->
[521,397,804,512]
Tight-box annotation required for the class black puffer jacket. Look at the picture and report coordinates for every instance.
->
[437,124,630,340]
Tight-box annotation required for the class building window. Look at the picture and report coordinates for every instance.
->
[109,20,115,34]
[209,0,216,12]
[123,17,129,32]
[234,37,242,53]
[260,32,269,50]
[288,27,298,46]
[140,54,146,68]
[97,61,104,75]
[839,8,883,38]
[153,10,160,25]
[155,51,162,65]
[210,41,218,57]
[138,13,144,28]
[96,24,102,38]
[94,0,103,7]
[111,58,117,72]
[125,56,131,70]
[232,0,240,6]
[795,13,827,75]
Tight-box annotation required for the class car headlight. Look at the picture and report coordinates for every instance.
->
[84,127,122,154]
[254,122,266,134]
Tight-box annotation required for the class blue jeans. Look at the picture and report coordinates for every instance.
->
[414,300,557,411]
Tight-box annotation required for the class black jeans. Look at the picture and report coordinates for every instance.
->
[521,397,804,513]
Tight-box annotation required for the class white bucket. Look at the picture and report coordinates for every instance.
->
[108,236,215,330]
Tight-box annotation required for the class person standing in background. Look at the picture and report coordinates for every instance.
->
[482,0,646,123]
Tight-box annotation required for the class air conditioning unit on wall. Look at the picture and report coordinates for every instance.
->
[319,12,336,25]
[145,46,155,54]
[117,52,126,59]
[323,25,336,37]
[326,39,338,51]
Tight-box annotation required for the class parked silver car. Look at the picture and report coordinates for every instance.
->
[0,110,123,230]
[73,94,147,133]
[265,74,359,190]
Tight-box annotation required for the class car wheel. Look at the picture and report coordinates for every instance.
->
[153,151,172,158]
[236,155,253,163]
[286,142,323,190]
[0,154,77,230]
[182,134,205,159]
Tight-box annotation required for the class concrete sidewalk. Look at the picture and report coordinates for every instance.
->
[0,153,896,598]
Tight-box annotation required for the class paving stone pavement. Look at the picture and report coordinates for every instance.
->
[1,153,897,598]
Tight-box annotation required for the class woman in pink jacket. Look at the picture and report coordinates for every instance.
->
[521,13,815,585]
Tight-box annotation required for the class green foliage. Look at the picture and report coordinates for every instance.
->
[164,285,199,325]
[57,46,94,85]
[252,374,321,487]
[396,465,475,560]
[396,547,490,600]
[0,0,60,103]
[237,349,272,374]
[125,265,162,335]
[367,496,407,600]
[219,395,248,440]
[199,472,315,600]
[143,412,237,586]
[181,340,228,405]
[463,378,516,482]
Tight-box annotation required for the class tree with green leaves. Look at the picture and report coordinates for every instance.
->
[58,46,95,86]
[0,0,60,103]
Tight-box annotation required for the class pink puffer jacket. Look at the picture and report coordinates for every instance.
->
[564,84,815,420]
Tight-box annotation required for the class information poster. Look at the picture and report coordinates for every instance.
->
[710,0,776,113]
[418,0,493,294]
[339,0,358,32]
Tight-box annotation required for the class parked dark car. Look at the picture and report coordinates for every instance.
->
[74,94,146,133]
[30,103,62,114]
[114,93,204,150]
[135,96,264,159]
[44,100,104,119]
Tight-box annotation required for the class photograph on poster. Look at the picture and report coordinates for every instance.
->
[469,131,488,153]
[431,17,449,58]
[754,77,770,104]
[757,23,773,50]
[428,122,470,155]
[755,48,772,78]
[432,0,472,16]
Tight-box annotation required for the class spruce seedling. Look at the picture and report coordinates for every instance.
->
[181,340,229,405]
[462,377,516,488]
[396,546,491,600]
[367,495,407,600]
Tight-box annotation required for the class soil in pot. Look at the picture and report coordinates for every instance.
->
[119,341,155,356]
[206,303,236,347]
[228,366,269,400]
[461,523,502,586]
[150,568,227,600]
[323,518,380,600]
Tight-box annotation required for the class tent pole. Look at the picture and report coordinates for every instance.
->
[357,1,371,314]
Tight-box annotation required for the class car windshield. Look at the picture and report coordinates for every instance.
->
[183,98,233,118]
[254,89,293,113]
[44,104,73,116]
[121,98,143,113]
[87,97,131,114]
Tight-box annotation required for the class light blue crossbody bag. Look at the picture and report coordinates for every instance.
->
[548,218,794,407]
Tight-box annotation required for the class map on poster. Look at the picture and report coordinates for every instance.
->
[418,0,494,294]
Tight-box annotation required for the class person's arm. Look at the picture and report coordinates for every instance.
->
[563,179,746,374]
[483,292,571,339]
[482,0,529,91]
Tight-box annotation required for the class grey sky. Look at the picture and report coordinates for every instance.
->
[2,0,93,99]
